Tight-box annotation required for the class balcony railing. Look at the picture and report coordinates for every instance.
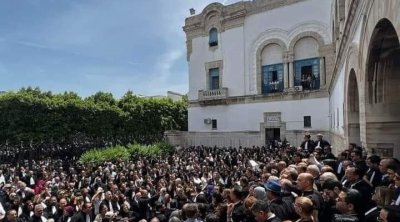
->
[198,88,228,101]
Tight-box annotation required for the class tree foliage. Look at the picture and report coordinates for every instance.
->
[0,87,187,145]
[79,143,175,164]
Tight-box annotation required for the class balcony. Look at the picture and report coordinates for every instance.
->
[198,88,228,104]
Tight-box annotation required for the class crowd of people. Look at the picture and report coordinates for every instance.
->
[0,140,118,166]
[0,133,399,222]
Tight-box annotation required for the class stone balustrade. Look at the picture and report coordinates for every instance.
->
[198,88,228,101]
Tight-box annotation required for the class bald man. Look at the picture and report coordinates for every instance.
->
[297,173,324,222]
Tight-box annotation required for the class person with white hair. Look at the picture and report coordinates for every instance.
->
[253,186,266,200]
[30,204,47,222]
[306,165,322,191]
[320,172,338,187]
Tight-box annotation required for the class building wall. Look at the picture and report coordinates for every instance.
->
[244,0,332,94]
[329,65,345,135]
[188,27,245,100]
[327,0,400,158]
[175,0,400,159]
[189,97,329,132]
[187,0,332,100]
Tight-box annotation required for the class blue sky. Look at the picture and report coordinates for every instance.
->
[0,0,240,98]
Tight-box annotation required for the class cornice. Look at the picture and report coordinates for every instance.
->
[189,90,329,107]
[246,0,307,17]
[184,0,308,35]
[183,0,309,61]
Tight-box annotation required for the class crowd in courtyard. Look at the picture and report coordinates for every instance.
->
[0,133,399,222]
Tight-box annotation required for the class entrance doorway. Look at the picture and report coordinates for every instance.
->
[265,128,280,144]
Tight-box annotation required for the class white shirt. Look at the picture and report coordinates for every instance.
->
[0,202,5,218]
[365,207,377,216]
[18,206,23,217]
[395,194,400,206]
[369,171,376,184]
[108,201,113,213]
[30,177,35,185]
[350,180,362,189]
[0,175,5,184]
[337,162,343,174]
[40,216,47,222]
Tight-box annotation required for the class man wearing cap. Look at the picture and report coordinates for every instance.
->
[265,180,296,221]
[251,200,281,222]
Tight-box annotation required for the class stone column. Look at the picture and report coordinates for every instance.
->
[283,58,289,89]
[320,57,325,87]
[288,53,294,88]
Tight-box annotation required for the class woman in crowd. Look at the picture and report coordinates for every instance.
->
[293,197,314,222]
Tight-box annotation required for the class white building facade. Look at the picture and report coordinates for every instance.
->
[329,0,400,158]
[166,0,400,158]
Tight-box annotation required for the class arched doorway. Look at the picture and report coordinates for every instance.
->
[364,18,400,158]
[347,69,360,146]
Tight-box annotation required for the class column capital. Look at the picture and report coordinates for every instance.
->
[287,52,295,62]
[283,57,289,63]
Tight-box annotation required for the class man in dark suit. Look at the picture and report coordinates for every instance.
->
[365,155,382,188]
[315,133,330,150]
[153,201,167,222]
[138,189,159,220]
[45,196,62,221]
[265,181,296,221]
[379,158,398,186]
[345,165,373,213]
[250,200,281,222]
[101,191,120,213]
[364,203,379,222]
[71,202,93,222]
[28,204,47,222]
[297,173,324,222]
[129,191,141,216]
[300,134,315,154]
[23,171,36,189]
[392,169,400,206]
[227,186,246,222]
[335,152,349,180]
[351,150,368,175]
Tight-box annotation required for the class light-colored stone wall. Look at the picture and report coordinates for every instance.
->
[165,130,331,148]
[185,0,334,148]
[188,97,329,132]
[328,0,400,159]
[329,64,345,136]
[186,0,333,101]
[179,0,400,159]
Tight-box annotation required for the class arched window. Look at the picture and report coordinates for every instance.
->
[209,28,218,47]
[293,37,320,90]
[261,44,284,94]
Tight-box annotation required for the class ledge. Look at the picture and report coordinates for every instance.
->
[190,89,329,107]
